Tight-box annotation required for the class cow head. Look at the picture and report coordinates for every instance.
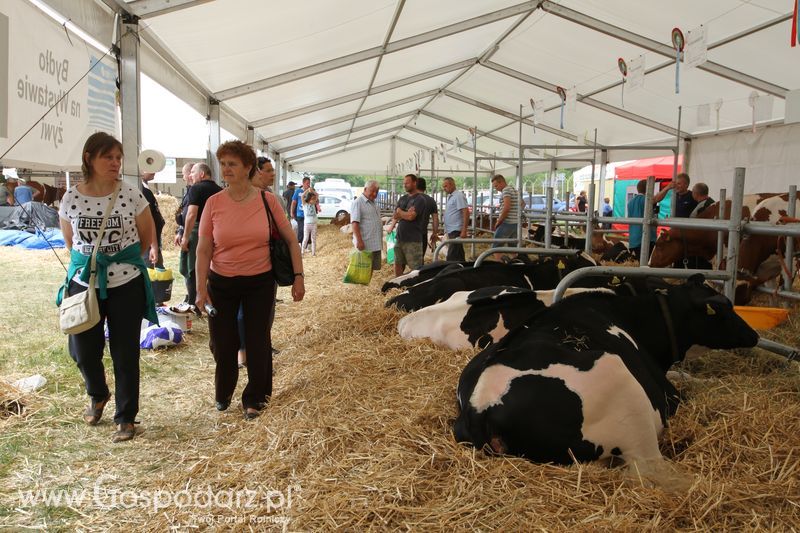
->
[649,230,682,267]
[668,275,758,354]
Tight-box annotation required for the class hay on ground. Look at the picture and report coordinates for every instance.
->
[1,225,798,530]
[156,192,180,252]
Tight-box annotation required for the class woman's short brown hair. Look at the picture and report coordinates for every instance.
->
[216,140,257,178]
[82,132,123,180]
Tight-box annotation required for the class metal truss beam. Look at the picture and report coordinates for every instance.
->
[345,0,407,144]
[405,126,495,158]
[443,90,579,142]
[419,111,519,149]
[214,1,540,100]
[278,111,416,153]
[483,61,677,136]
[261,90,436,141]
[395,136,479,168]
[541,0,788,97]
[290,136,393,166]
[126,0,214,19]
[285,127,401,161]
[252,60,474,126]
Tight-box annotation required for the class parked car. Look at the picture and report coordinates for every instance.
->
[317,194,351,218]
[524,194,567,212]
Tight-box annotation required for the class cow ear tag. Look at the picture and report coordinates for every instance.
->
[611,276,621,285]
[557,260,565,270]
[706,304,716,315]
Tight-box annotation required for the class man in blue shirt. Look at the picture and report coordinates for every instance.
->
[442,177,469,261]
[627,179,657,259]
[12,178,36,205]
[291,176,311,245]
[601,197,613,229]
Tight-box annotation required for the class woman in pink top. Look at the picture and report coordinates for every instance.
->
[195,140,304,419]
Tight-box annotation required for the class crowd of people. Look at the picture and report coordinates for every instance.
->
[0,171,41,206]
[55,131,712,443]
[626,172,713,263]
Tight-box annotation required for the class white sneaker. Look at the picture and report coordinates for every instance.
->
[170,302,192,314]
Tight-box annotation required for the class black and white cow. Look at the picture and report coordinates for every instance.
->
[453,275,759,466]
[398,286,613,350]
[381,261,473,293]
[601,241,633,263]
[386,253,600,312]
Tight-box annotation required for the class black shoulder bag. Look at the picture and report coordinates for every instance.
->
[261,191,295,286]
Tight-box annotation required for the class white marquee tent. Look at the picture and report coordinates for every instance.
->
[2,0,799,194]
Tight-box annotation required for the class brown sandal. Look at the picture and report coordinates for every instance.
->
[112,423,137,443]
[83,394,111,426]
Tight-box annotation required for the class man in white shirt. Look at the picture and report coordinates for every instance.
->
[351,180,383,273]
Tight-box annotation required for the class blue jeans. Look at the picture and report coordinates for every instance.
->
[493,222,517,248]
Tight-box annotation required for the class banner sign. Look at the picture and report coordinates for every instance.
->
[0,0,118,170]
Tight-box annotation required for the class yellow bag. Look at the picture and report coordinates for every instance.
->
[343,249,373,285]
[147,268,174,281]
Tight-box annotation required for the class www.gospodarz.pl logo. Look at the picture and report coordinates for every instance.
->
[16,474,301,514]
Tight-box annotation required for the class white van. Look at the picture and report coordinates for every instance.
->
[314,179,354,202]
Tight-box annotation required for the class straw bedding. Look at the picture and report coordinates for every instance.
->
[130,226,799,530]
[1,226,797,530]
[156,192,180,252]
[0,381,24,420]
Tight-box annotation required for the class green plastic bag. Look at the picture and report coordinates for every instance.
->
[385,230,396,265]
[343,249,373,285]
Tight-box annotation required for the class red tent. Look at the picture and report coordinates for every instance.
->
[614,155,683,180]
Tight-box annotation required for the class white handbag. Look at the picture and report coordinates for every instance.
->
[59,185,120,335]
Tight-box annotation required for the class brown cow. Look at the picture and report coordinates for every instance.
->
[732,194,800,301]
[6,179,65,206]
[650,193,798,303]
[41,183,67,206]
[648,194,779,268]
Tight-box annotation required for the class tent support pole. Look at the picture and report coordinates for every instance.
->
[119,15,141,188]
[783,185,797,291]
[670,105,681,217]
[724,168,746,301]
[715,188,727,270]
[639,176,655,267]
[208,99,221,184]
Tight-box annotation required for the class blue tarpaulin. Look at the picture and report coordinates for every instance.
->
[0,229,65,249]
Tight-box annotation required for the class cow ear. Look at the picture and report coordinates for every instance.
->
[660,230,670,241]
[706,303,716,315]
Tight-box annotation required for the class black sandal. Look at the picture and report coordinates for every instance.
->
[83,394,111,426]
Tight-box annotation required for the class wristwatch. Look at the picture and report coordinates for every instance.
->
[294,272,304,278]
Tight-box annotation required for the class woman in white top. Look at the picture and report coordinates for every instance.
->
[58,132,158,443]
